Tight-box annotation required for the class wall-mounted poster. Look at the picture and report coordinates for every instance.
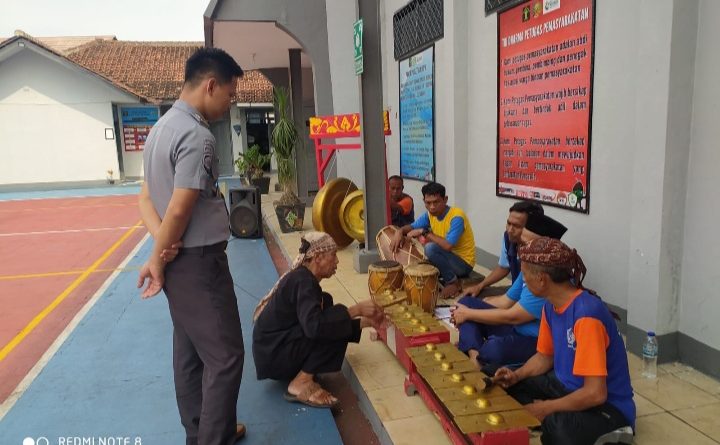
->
[120,106,159,151]
[497,0,595,213]
[400,45,435,182]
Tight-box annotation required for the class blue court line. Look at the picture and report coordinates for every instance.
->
[0,237,342,445]
[0,185,142,201]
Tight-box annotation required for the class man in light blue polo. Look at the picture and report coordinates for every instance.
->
[452,213,567,372]
[138,48,245,445]
[466,200,544,296]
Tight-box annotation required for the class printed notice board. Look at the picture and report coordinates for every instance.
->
[400,46,435,182]
[120,106,159,152]
[497,0,595,212]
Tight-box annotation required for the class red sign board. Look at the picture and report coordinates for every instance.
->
[497,0,595,212]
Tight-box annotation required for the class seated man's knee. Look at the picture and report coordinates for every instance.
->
[458,295,475,307]
[458,295,493,309]
[478,341,506,366]
[424,242,442,259]
[541,412,579,445]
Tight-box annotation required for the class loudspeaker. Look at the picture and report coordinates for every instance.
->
[229,186,263,238]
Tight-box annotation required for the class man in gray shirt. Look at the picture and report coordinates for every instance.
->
[138,48,245,445]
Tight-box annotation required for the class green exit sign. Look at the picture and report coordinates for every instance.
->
[353,18,363,75]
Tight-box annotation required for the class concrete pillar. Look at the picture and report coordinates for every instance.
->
[626,0,696,362]
[447,0,469,207]
[289,48,310,200]
[354,0,387,272]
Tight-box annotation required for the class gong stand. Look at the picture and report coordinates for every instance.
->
[308,111,392,225]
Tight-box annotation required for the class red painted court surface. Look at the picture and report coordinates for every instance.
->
[0,194,147,402]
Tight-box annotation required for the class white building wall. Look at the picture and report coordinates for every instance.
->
[325,0,364,187]
[463,1,654,311]
[679,0,720,351]
[0,49,140,185]
[230,105,248,170]
[373,0,688,315]
[328,1,717,358]
[382,0,424,217]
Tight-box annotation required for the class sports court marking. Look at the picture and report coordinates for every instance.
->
[0,226,135,237]
[0,202,136,213]
[0,266,140,281]
[0,233,150,421]
[0,221,144,363]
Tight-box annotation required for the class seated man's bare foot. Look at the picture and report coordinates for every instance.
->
[467,350,482,370]
[465,283,483,297]
[441,281,461,298]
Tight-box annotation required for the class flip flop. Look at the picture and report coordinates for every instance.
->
[284,382,338,409]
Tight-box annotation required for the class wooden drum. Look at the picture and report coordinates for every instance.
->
[376,225,425,267]
[403,263,440,313]
[368,260,404,296]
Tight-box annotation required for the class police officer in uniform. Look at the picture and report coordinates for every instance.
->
[138,48,245,445]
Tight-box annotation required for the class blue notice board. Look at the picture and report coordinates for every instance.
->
[120,106,159,151]
[399,45,435,182]
[121,107,159,126]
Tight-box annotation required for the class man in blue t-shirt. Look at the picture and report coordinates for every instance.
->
[466,201,544,297]
[494,238,635,445]
[452,213,567,369]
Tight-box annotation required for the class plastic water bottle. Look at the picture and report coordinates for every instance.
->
[642,331,658,379]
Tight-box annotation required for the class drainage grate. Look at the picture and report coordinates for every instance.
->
[393,0,443,60]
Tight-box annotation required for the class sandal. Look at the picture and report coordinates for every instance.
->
[284,381,338,409]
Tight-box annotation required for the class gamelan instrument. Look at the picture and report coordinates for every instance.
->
[312,177,358,248]
[368,260,408,308]
[407,343,541,435]
[403,263,440,313]
[376,225,425,266]
[339,189,365,243]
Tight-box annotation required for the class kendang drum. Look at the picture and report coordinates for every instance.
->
[403,263,440,313]
[376,225,425,267]
[368,260,404,296]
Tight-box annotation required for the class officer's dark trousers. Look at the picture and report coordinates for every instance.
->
[507,372,629,445]
[164,245,244,445]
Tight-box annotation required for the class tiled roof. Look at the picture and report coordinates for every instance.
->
[1,34,149,101]
[67,40,274,103]
[7,30,117,55]
[37,35,118,55]
[4,31,274,104]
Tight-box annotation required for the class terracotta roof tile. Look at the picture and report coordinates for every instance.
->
[68,40,273,103]
[7,30,117,55]
[38,35,118,54]
[2,33,150,101]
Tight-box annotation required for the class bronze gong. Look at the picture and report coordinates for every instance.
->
[312,177,358,248]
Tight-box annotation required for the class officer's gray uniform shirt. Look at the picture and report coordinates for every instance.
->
[143,100,230,248]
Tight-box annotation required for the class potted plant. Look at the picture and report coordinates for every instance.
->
[235,144,271,194]
[106,169,115,185]
[271,86,305,232]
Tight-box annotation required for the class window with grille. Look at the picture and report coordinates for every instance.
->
[485,0,527,15]
[393,0,443,61]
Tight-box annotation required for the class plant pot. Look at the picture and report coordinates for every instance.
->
[250,177,271,194]
[274,183,283,192]
[275,203,306,233]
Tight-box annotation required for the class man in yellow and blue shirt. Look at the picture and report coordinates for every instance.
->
[391,182,475,298]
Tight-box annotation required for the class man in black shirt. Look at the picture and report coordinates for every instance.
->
[252,232,384,407]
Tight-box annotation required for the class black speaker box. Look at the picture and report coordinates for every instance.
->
[229,186,263,238]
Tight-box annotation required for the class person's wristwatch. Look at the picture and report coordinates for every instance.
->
[421,228,431,237]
